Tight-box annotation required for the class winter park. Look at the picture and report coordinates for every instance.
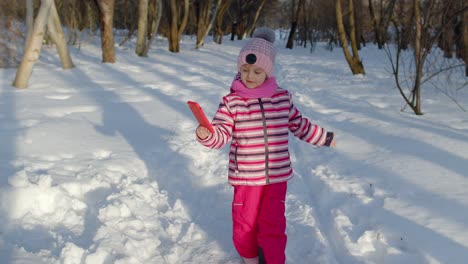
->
[1,1,468,264]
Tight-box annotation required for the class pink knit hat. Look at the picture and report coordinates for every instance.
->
[237,27,276,77]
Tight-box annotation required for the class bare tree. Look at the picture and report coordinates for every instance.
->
[166,0,189,52]
[232,0,266,40]
[463,3,468,76]
[47,2,74,68]
[13,0,74,89]
[142,0,163,56]
[213,0,233,44]
[244,0,267,37]
[136,0,149,56]
[336,0,365,74]
[0,0,23,68]
[60,0,82,45]
[354,0,365,49]
[0,18,18,68]
[195,0,211,48]
[195,0,222,49]
[438,0,460,59]
[286,0,304,49]
[368,0,397,49]
[26,0,34,44]
[412,0,423,114]
[96,0,116,63]
[386,0,467,115]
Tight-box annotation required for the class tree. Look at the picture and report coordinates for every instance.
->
[47,2,74,68]
[412,0,423,114]
[141,0,163,56]
[195,0,216,49]
[368,0,397,49]
[244,0,267,37]
[336,0,365,74]
[13,0,74,89]
[354,0,365,49]
[25,0,34,44]
[286,0,303,49]
[166,0,189,52]
[462,3,468,76]
[136,0,149,56]
[438,1,456,58]
[232,0,267,40]
[96,0,116,63]
[386,0,467,115]
[213,0,232,44]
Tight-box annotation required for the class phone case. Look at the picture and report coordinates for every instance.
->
[187,101,214,133]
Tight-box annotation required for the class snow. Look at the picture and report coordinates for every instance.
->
[1,34,467,264]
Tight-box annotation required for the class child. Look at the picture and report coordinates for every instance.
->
[195,27,336,264]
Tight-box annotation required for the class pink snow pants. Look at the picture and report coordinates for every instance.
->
[232,182,287,264]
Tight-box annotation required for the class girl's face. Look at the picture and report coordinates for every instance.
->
[240,64,267,89]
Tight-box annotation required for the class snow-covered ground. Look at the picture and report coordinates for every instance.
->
[0,34,467,264]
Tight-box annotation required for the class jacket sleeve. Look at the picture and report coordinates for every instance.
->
[288,93,329,147]
[197,97,234,149]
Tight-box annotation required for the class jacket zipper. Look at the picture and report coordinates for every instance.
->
[258,99,270,184]
[234,142,239,175]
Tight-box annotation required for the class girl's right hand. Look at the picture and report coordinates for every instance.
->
[196,126,212,140]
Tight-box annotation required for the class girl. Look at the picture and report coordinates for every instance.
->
[195,28,336,264]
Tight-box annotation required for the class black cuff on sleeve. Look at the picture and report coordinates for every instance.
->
[324,132,334,147]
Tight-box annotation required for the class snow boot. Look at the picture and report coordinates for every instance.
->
[258,247,266,264]
[242,256,259,264]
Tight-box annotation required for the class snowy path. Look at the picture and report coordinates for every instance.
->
[1,38,468,264]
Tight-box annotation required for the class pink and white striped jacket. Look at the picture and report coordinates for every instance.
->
[197,87,329,186]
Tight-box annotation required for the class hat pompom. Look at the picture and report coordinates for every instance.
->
[252,27,275,44]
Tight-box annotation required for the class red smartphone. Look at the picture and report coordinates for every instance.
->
[187,101,214,133]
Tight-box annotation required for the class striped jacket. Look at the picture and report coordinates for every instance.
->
[197,87,329,186]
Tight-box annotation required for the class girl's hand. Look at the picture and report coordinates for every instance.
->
[325,132,336,147]
[196,125,212,140]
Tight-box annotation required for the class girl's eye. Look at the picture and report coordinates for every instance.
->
[255,71,262,74]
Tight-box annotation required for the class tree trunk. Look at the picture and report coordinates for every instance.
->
[168,0,189,52]
[195,0,211,49]
[168,0,179,52]
[179,0,189,35]
[13,0,54,88]
[368,0,396,49]
[136,0,149,56]
[142,0,162,56]
[368,0,381,47]
[442,22,454,58]
[47,2,74,69]
[214,0,232,44]
[230,21,237,41]
[235,0,246,40]
[245,0,267,37]
[286,0,303,49]
[348,0,360,61]
[286,21,297,49]
[86,1,97,32]
[354,0,363,49]
[336,0,365,74]
[412,0,422,115]
[199,0,221,48]
[96,0,116,63]
[463,6,468,76]
[26,0,34,44]
[439,1,457,59]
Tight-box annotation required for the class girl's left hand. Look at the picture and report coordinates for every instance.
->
[329,139,336,147]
